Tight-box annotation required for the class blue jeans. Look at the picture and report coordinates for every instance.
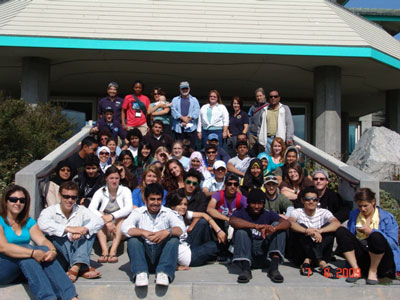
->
[0,244,77,300]
[187,219,218,266]
[201,129,223,148]
[127,236,179,281]
[265,136,275,155]
[49,235,95,271]
[232,227,286,267]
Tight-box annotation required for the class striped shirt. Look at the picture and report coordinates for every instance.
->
[290,208,333,229]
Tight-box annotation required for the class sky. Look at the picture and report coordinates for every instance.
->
[345,0,400,9]
[345,0,400,39]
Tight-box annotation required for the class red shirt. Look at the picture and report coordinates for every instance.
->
[122,94,150,127]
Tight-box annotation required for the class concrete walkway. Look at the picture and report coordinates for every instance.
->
[1,246,400,300]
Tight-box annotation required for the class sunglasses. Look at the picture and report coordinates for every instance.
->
[207,151,216,154]
[185,179,199,186]
[99,152,109,156]
[270,95,279,99]
[313,177,326,181]
[60,167,71,172]
[61,194,78,200]
[304,196,318,202]
[8,197,27,204]
[226,182,239,187]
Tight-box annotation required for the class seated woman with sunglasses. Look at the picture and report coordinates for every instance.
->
[288,186,341,279]
[0,185,79,300]
[335,188,400,284]
[42,160,73,207]
[89,166,133,263]
[97,146,111,174]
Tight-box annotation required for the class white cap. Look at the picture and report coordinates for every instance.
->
[213,160,226,170]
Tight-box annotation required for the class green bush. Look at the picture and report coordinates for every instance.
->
[380,189,400,226]
[0,99,74,193]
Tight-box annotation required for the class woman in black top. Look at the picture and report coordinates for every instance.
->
[227,96,249,157]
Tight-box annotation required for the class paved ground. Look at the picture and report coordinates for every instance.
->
[2,241,400,300]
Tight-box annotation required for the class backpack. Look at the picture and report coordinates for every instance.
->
[216,190,242,216]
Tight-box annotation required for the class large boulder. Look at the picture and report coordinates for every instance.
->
[347,126,400,180]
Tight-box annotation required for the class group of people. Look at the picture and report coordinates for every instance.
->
[1,80,399,300]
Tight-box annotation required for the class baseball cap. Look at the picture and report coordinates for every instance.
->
[179,81,190,89]
[105,106,114,113]
[208,133,219,141]
[213,160,226,170]
[264,175,278,185]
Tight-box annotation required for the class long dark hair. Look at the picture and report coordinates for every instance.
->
[240,158,264,197]
[162,159,185,193]
[137,142,153,168]
[113,161,136,190]
[165,191,186,209]
[0,185,31,227]
[284,162,304,187]
[354,188,376,204]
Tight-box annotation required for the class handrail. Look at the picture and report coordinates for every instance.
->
[293,136,380,204]
[15,125,91,218]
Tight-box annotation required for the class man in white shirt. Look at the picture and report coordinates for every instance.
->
[121,183,184,287]
[38,181,104,282]
[227,141,251,178]
[202,160,227,198]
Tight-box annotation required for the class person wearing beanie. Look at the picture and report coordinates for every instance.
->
[294,169,351,224]
[229,188,290,284]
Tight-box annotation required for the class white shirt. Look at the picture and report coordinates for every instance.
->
[121,205,185,244]
[89,185,133,220]
[197,103,229,131]
[228,155,251,174]
[201,176,225,192]
[128,146,138,158]
[175,210,194,267]
[38,203,104,238]
[290,208,334,229]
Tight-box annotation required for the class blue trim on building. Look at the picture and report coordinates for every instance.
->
[363,15,400,22]
[0,35,399,69]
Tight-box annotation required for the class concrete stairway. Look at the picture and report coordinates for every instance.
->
[2,250,400,300]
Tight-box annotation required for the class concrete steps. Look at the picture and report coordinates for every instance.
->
[2,251,400,300]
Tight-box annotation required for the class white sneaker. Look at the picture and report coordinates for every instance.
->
[135,272,148,287]
[156,272,169,286]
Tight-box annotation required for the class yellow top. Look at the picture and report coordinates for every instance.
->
[356,207,379,240]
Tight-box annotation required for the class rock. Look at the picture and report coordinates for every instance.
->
[347,126,400,180]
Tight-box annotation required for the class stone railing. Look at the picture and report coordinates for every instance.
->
[293,136,380,205]
[15,125,91,218]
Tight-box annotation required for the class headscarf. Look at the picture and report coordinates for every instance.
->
[241,158,264,197]
[189,151,211,180]
[97,146,111,173]
[257,152,273,179]
[51,160,72,185]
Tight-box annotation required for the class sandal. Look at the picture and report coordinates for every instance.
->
[320,265,339,279]
[300,263,313,276]
[108,255,118,263]
[80,266,101,279]
[97,255,109,263]
[66,268,79,283]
